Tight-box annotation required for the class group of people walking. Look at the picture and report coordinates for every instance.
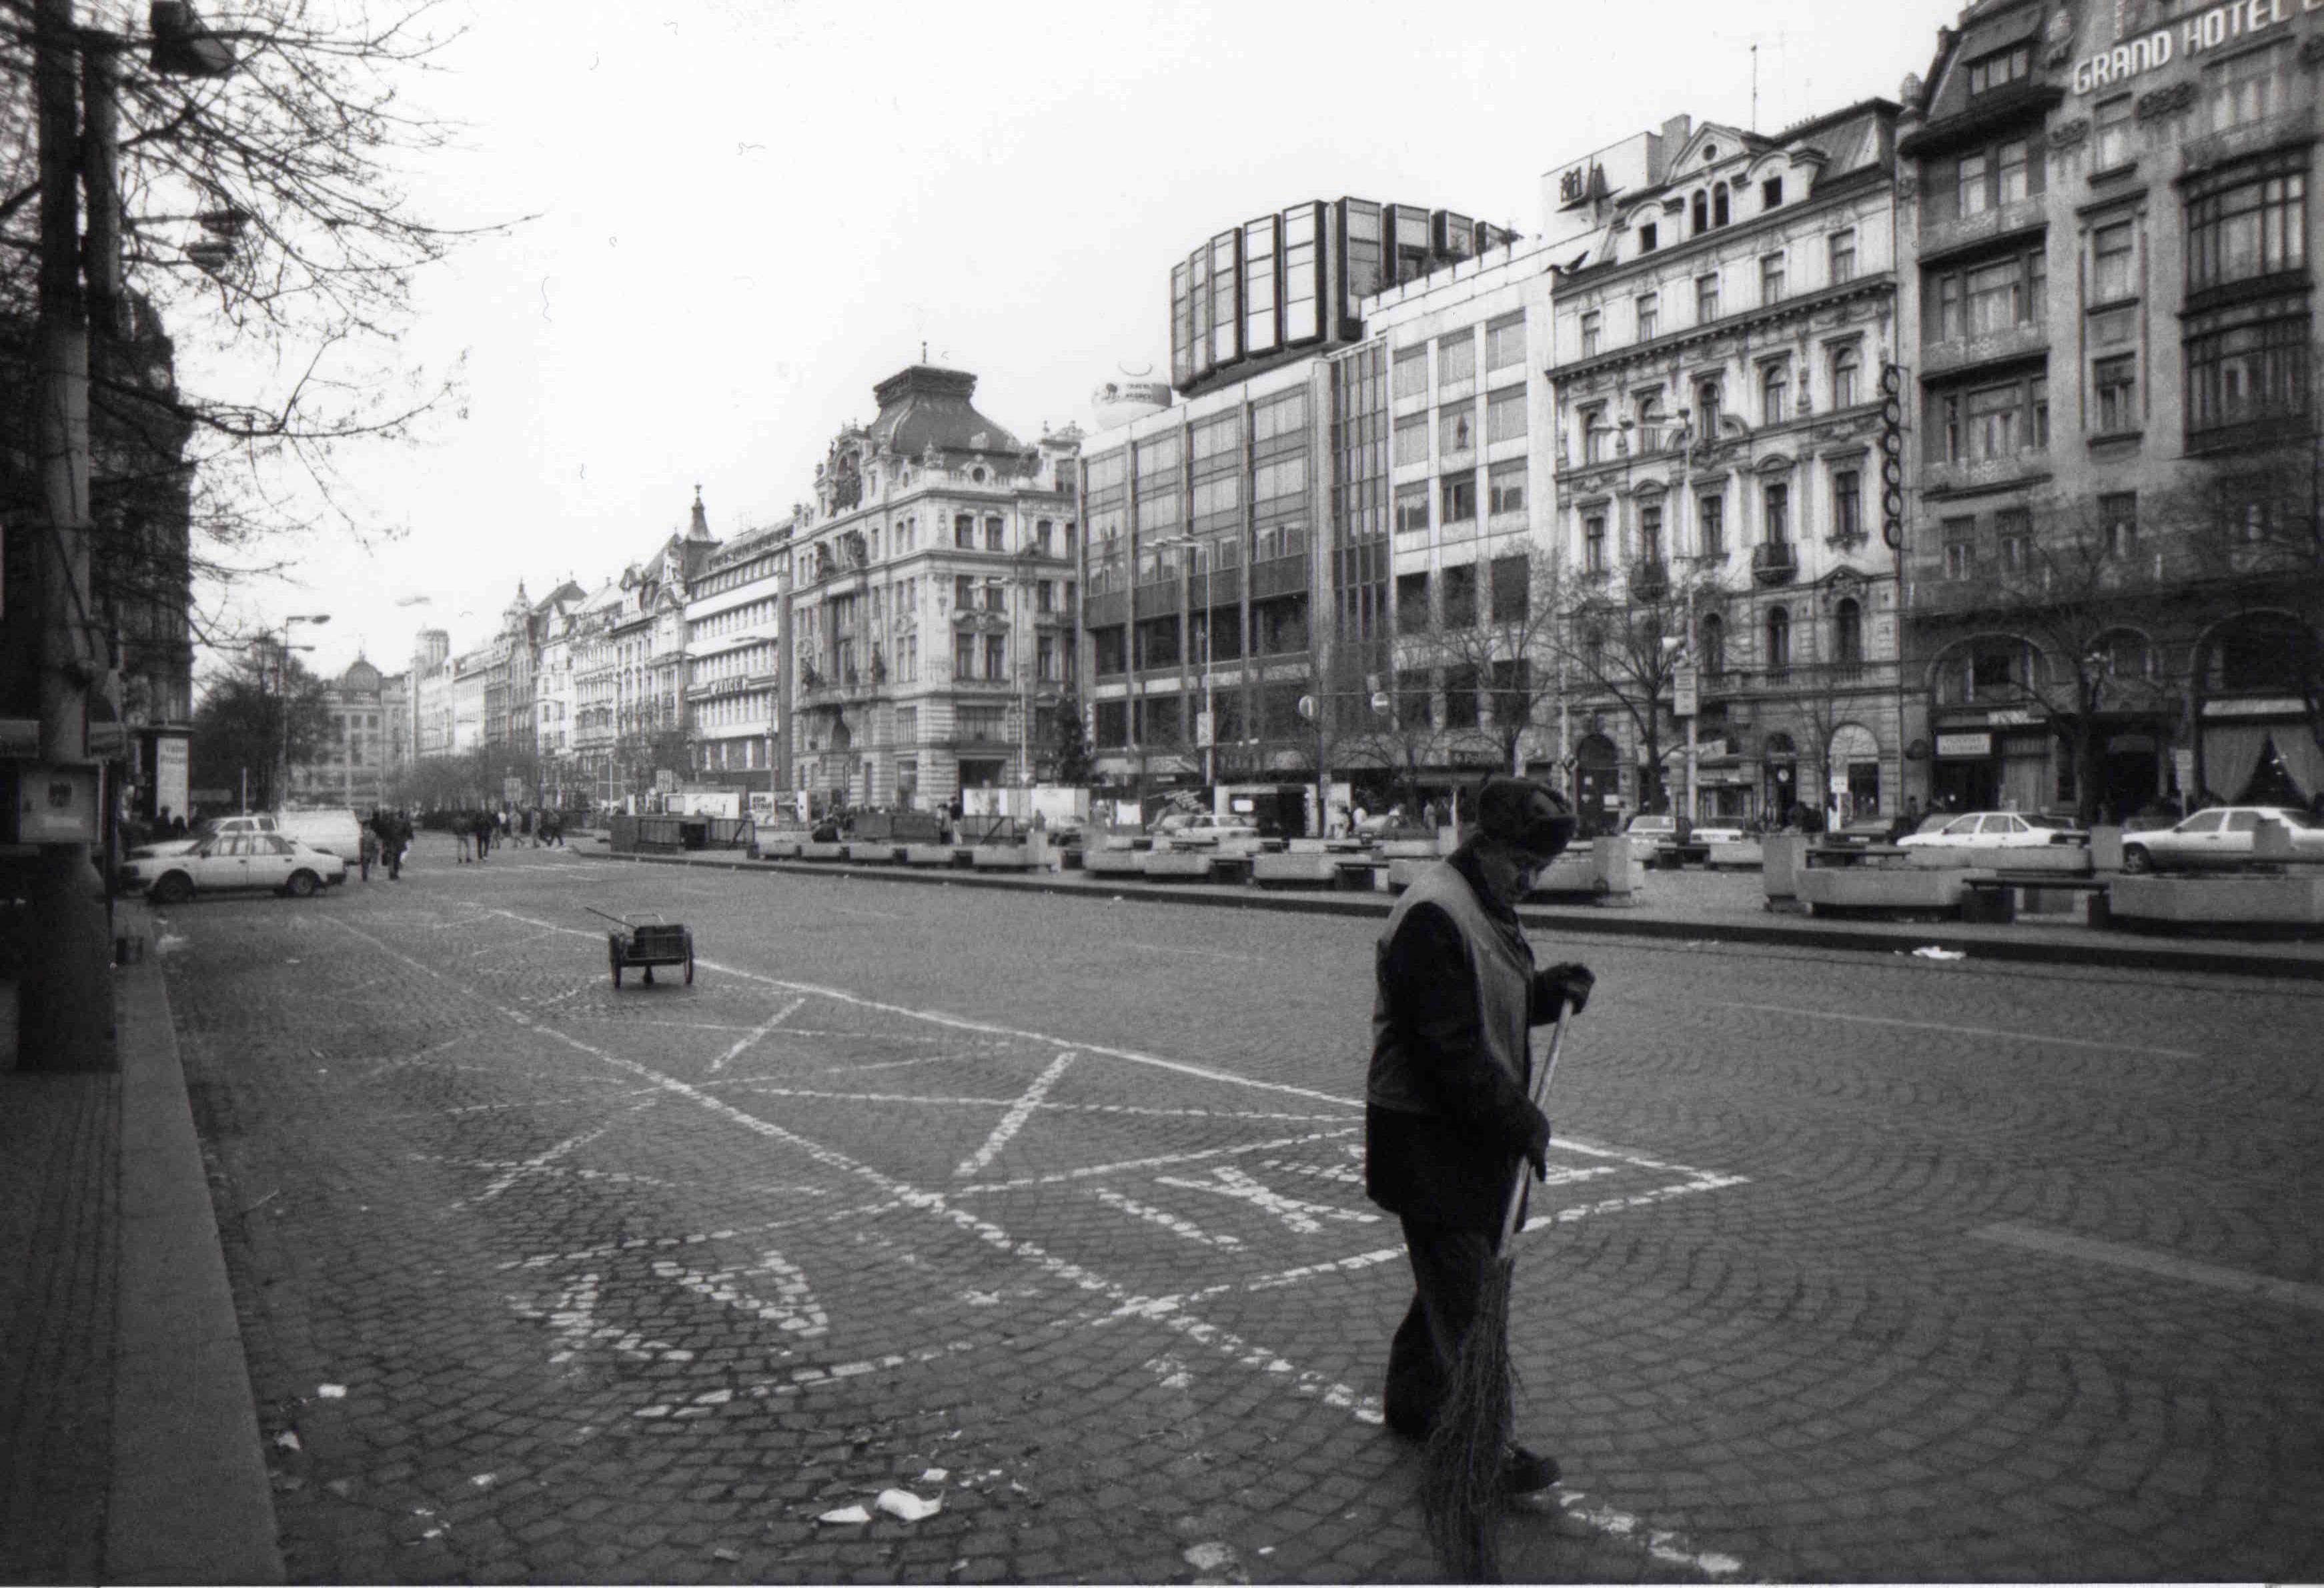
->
[358,806,570,877]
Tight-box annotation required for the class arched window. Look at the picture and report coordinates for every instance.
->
[1700,612,1726,674]
[1714,183,1731,227]
[1692,190,1709,235]
[1834,598,1863,664]
[1766,606,1792,672]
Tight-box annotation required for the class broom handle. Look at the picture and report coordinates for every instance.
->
[1496,1000,1572,1253]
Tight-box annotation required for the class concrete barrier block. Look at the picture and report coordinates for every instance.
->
[902,844,957,866]
[1762,834,1808,900]
[971,844,1035,870]
[2109,874,2324,924]
[1083,847,1143,877]
[1141,851,1217,880]
[1253,852,1337,888]
[2090,826,2125,871]
[1590,837,1645,897]
[1796,868,1968,914]
[798,842,846,862]
[1379,840,1439,860]
[843,843,903,864]
[1706,840,1764,870]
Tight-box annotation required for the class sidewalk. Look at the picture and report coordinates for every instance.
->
[583,842,2324,981]
[0,896,283,1586]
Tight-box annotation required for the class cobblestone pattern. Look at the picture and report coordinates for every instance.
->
[157,841,2324,1583]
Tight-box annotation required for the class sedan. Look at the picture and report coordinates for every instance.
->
[2121,806,2324,872]
[1897,812,2087,850]
[119,832,347,902]
[1152,812,1262,849]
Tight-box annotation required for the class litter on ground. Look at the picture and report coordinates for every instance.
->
[316,1384,347,1399]
[875,1489,942,1522]
[1912,946,1967,960]
[817,1505,871,1525]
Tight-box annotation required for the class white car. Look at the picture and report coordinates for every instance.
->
[1151,811,1261,849]
[1897,812,2087,850]
[135,809,363,873]
[1626,813,1745,850]
[2121,806,2324,872]
[119,832,348,902]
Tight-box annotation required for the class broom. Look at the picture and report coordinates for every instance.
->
[1419,1001,1571,1584]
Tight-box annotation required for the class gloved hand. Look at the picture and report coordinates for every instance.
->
[1522,1106,1552,1182]
[1546,962,1595,1015]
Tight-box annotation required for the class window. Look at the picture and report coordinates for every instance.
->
[1697,271,1721,321]
[1441,474,1478,525]
[1968,253,2039,334]
[2205,42,2290,133]
[1437,331,1476,387]
[1692,189,1709,235]
[1942,516,1976,578]
[1959,149,1990,216]
[1580,310,1602,357]
[2187,308,2311,433]
[1439,402,1476,456]
[2095,353,2138,433]
[1997,139,2030,205]
[953,574,974,610]
[1698,492,1725,556]
[1395,481,1429,534]
[1829,228,1857,283]
[1946,136,2043,221]
[1490,555,1530,620]
[1393,345,1427,398]
[1486,313,1525,371]
[1968,380,2023,459]
[2094,95,2133,170]
[1396,571,1431,633]
[1762,175,1783,209]
[985,514,1005,552]
[2101,492,2139,556]
[1394,412,1429,466]
[1488,458,1526,517]
[2093,221,2135,303]
[1486,387,1526,444]
[1966,42,2031,95]
[1765,606,1791,674]
[954,634,976,680]
[1832,468,1862,542]
[1761,361,1788,425]
[1700,612,1726,674]
[1998,512,2030,573]
[1252,454,1305,503]
[1831,343,1862,408]
[1636,292,1659,341]
[1581,404,1610,464]
[1833,598,1863,664]
[1442,564,1478,628]
[1638,221,1659,253]
[1696,379,1722,435]
[1761,252,1787,304]
[1253,389,1305,442]
[955,513,976,549]
[1764,481,1790,544]
[981,633,1007,680]
[1714,183,1730,227]
[1638,501,1664,564]
[2186,153,2306,293]
[1584,513,1608,572]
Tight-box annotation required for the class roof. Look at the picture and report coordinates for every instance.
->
[864,365,1023,459]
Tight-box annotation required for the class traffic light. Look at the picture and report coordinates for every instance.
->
[1879,363,1906,551]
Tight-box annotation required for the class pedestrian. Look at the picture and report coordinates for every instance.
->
[1365,774,1592,1496]
[359,823,378,882]
[454,816,473,863]
[1353,802,1369,834]
[473,810,493,861]
[1421,798,1442,832]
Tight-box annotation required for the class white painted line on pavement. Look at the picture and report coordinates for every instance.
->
[1120,940,1249,962]
[1706,1000,2202,1059]
[1970,1221,2324,1314]
[1095,1188,1245,1250]
[957,1050,1077,1176]
[708,996,806,1074]
[950,1130,1359,1197]
[1540,1174,1752,1229]
[713,1079,1347,1125]
[1152,1165,1380,1234]
[332,912,1753,1581]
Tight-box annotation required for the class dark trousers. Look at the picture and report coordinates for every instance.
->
[1384,1215,1496,1440]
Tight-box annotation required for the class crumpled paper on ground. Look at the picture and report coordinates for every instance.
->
[816,1504,871,1525]
[875,1489,942,1521]
[1912,946,1966,960]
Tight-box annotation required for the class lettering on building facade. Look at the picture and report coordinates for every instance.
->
[2071,0,2323,94]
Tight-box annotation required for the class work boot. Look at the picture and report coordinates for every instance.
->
[1501,1446,1560,1494]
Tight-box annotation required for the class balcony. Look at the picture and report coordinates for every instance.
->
[1919,321,2050,379]
[1752,542,1798,586]
[1915,193,2048,267]
[1628,560,1670,602]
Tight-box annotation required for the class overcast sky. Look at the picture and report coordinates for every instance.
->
[203,0,1968,681]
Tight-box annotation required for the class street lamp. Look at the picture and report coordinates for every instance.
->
[274,612,330,808]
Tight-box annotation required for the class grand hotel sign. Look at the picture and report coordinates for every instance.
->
[2071,0,2322,94]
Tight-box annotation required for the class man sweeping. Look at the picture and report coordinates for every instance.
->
[1366,774,1593,1502]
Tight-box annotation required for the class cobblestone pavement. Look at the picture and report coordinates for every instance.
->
[157,835,2324,1583]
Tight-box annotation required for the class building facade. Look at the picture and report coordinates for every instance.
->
[410,628,454,762]
[1896,0,2324,820]
[788,364,1081,809]
[288,657,398,810]
[684,516,792,790]
[1548,103,1909,829]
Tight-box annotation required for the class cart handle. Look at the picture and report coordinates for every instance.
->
[584,905,666,928]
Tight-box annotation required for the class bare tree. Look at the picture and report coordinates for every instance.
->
[1549,558,1728,814]
[1419,540,1569,776]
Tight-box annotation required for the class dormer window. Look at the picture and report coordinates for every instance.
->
[1638,221,1658,253]
[1714,183,1731,227]
[1693,190,1709,234]
[1762,175,1783,209]
[1966,42,2032,96]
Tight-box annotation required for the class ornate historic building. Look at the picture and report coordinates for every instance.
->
[788,363,1081,808]
[1896,0,2324,820]
[1546,103,1908,827]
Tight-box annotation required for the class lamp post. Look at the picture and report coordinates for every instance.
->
[274,612,330,808]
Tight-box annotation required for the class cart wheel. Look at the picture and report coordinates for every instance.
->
[685,948,695,986]
[609,935,622,988]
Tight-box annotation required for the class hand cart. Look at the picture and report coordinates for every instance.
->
[587,906,694,988]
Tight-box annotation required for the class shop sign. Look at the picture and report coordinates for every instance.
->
[1937,731,1994,758]
[2201,696,2307,717]
[1985,709,2039,727]
[2174,748,2197,792]
[2071,0,2321,95]
[1674,665,1698,718]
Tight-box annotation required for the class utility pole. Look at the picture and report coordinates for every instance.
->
[18,0,113,1070]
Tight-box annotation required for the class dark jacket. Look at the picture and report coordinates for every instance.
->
[1365,846,1568,1233]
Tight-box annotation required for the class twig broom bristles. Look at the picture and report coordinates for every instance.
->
[1419,1003,1570,1583]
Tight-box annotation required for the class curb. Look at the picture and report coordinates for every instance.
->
[572,850,2324,982]
[107,899,285,1585]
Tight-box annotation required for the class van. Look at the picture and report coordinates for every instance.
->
[275,808,364,875]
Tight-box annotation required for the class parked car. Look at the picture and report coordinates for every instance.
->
[1152,811,1261,849]
[1896,811,2088,850]
[1625,813,1746,851]
[2121,806,2324,872]
[134,808,363,877]
[119,832,348,902]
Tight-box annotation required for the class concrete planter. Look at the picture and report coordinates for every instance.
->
[843,843,903,864]
[2110,874,2324,926]
[758,839,802,860]
[798,842,846,862]
[1706,840,1764,870]
[971,844,1035,870]
[902,844,961,866]
[1761,835,1809,902]
[1083,847,1143,878]
[1253,852,1338,888]
[1141,851,1227,880]
[1796,868,1967,916]
[1591,837,1645,898]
